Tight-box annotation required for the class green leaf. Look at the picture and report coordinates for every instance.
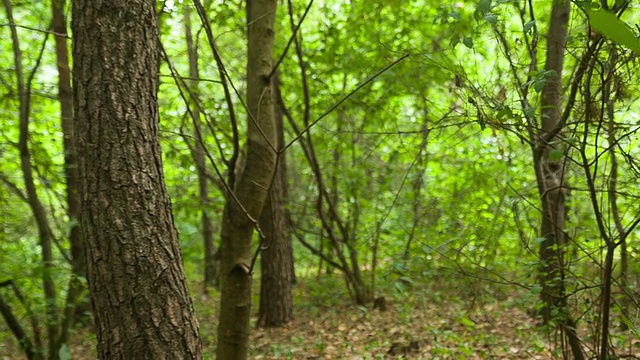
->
[399,276,414,284]
[59,344,71,360]
[460,316,476,330]
[587,8,640,54]
[473,10,483,22]
[548,149,563,161]
[477,0,492,13]
[463,37,474,49]
[484,13,498,24]
[451,35,460,48]
[618,305,640,337]
[523,106,537,119]
[496,105,514,120]
[533,78,546,93]
[533,236,546,245]
[524,20,535,33]
[531,284,543,295]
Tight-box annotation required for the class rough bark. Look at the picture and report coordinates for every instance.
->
[72,1,202,358]
[258,74,293,327]
[216,0,278,357]
[184,6,218,290]
[535,1,584,359]
[51,0,89,344]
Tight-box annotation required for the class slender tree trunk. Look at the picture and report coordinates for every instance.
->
[535,1,584,359]
[536,0,570,326]
[601,52,622,356]
[51,0,89,345]
[3,0,59,357]
[258,73,293,327]
[257,166,294,327]
[72,0,202,358]
[403,118,429,261]
[0,282,42,360]
[216,0,278,357]
[348,244,370,305]
[184,5,218,290]
[603,53,630,333]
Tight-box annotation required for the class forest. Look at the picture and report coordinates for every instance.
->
[0,0,639,359]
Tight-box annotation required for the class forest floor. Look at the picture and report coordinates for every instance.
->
[238,275,563,359]
[2,271,639,359]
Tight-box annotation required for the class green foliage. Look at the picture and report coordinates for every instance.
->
[585,7,640,54]
[1,0,640,358]
[548,149,564,161]
[58,344,71,360]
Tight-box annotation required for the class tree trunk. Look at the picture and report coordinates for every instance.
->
[216,0,278,357]
[258,73,293,327]
[348,243,370,305]
[72,0,202,358]
[0,282,42,360]
[536,0,570,326]
[184,5,218,290]
[51,0,90,345]
[535,1,584,359]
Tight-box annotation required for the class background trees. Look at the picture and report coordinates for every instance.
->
[1,0,639,359]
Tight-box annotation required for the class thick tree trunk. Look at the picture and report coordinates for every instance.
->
[72,1,202,359]
[51,0,89,344]
[216,0,278,357]
[184,6,218,290]
[258,76,293,327]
